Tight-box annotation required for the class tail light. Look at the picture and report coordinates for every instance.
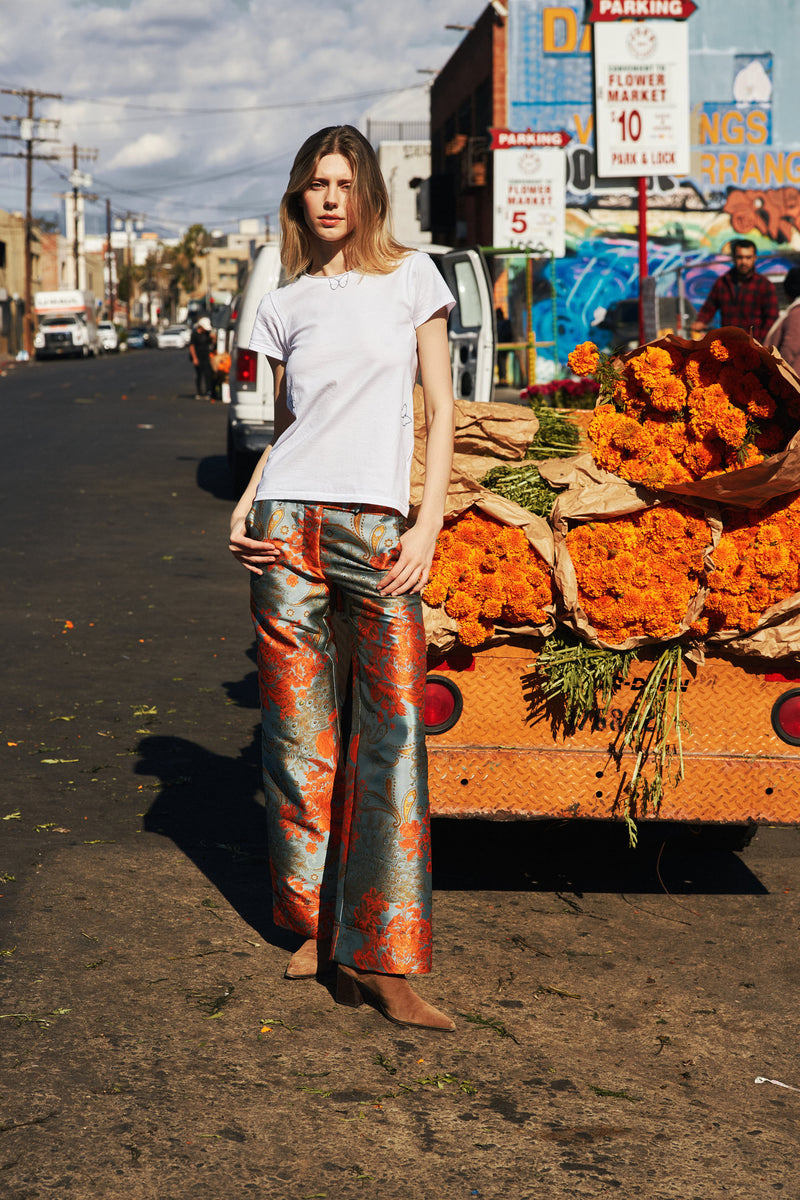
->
[424,675,463,735]
[771,689,800,745]
[235,347,258,384]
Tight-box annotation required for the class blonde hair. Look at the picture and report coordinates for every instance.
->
[279,125,409,280]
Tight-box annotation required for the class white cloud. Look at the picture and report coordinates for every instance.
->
[107,132,178,169]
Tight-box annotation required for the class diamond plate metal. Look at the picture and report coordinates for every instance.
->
[426,645,800,824]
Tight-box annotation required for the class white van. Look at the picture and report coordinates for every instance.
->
[225,244,497,495]
[226,244,282,494]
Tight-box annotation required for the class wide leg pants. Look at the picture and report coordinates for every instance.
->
[248,500,432,975]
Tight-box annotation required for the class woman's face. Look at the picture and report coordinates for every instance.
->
[300,153,354,246]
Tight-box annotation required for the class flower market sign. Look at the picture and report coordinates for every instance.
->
[492,146,566,256]
[593,19,691,177]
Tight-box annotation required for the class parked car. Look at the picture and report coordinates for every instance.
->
[157,323,191,350]
[97,321,120,353]
[126,325,158,350]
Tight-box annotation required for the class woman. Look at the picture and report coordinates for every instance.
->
[766,266,800,374]
[228,126,456,1031]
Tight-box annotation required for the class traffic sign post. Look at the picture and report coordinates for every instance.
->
[590,6,695,343]
[593,21,690,178]
[492,145,567,258]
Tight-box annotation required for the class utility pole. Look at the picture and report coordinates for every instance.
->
[61,144,98,290]
[1,87,62,356]
[116,211,145,327]
[105,198,115,320]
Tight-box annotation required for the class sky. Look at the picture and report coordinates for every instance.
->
[0,0,482,238]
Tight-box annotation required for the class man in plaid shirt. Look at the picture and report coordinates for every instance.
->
[691,239,778,344]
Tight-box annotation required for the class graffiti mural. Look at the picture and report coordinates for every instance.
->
[503,0,800,368]
[724,188,800,243]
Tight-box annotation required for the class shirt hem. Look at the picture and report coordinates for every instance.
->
[253,489,410,518]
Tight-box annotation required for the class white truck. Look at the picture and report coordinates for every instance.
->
[33,290,102,361]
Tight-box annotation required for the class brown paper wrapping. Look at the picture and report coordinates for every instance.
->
[550,474,721,652]
[409,386,538,510]
[423,485,556,653]
[705,593,800,659]
[611,328,800,509]
[537,452,621,493]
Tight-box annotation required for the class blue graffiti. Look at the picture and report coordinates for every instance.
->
[518,240,796,370]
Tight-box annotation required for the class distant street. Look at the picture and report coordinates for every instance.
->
[1,351,800,1198]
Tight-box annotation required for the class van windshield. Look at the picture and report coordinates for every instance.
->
[40,315,79,326]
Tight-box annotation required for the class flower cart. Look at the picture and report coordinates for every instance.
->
[418,330,800,843]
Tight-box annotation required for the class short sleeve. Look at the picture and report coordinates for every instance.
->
[248,292,288,361]
[409,253,456,328]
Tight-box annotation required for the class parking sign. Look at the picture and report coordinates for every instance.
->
[492,147,566,257]
[594,20,690,177]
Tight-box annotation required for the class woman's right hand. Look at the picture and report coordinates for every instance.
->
[229,519,281,576]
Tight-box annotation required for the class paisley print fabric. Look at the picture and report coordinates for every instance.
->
[248,500,432,975]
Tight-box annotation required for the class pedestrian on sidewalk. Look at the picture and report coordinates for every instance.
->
[766,266,800,375]
[228,124,456,1031]
[189,316,215,399]
[691,238,778,344]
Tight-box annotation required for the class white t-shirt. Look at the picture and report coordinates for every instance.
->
[248,251,455,517]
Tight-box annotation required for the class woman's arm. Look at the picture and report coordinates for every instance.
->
[379,309,454,597]
[228,358,293,574]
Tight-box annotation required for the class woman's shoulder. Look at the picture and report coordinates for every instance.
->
[257,276,303,313]
[384,249,440,284]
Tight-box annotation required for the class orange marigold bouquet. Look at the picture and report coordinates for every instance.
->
[423,510,554,648]
[569,329,800,493]
[698,490,800,635]
[565,502,711,646]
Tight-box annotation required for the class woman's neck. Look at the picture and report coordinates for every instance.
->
[306,236,350,278]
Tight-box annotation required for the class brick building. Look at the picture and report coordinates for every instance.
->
[0,209,41,358]
[430,5,507,246]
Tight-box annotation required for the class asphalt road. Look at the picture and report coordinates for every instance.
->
[1,351,799,1198]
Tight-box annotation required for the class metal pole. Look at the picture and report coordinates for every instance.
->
[72,145,80,290]
[526,252,536,386]
[637,176,648,346]
[23,96,34,357]
[549,249,559,374]
[126,218,132,328]
[106,199,114,320]
[677,264,686,338]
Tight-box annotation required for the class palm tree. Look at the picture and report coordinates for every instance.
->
[163,224,211,319]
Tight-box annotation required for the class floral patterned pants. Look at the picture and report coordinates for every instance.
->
[248,500,432,975]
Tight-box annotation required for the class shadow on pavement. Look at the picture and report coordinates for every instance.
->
[138,726,295,950]
[196,453,236,502]
[137,644,767,949]
[431,817,768,896]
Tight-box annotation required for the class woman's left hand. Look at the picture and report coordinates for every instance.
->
[378,520,439,597]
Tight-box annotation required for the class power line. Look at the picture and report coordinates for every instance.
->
[51,83,427,117]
